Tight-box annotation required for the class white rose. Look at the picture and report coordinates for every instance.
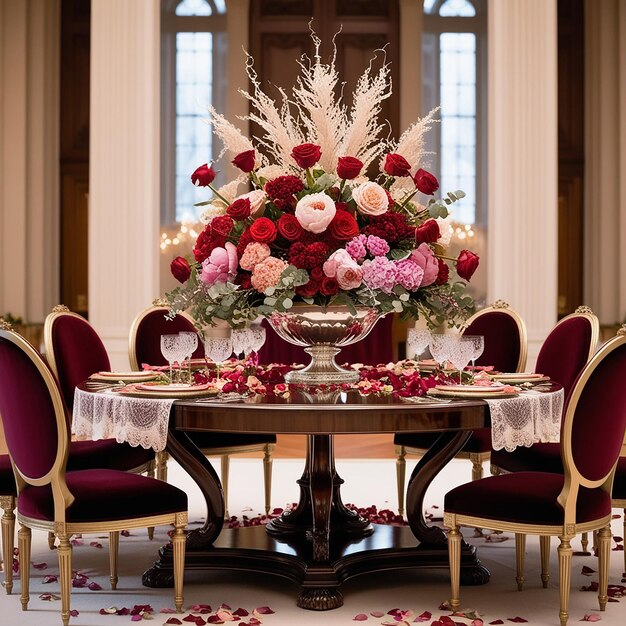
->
[351,181,389,216]
[436,216,454,248]
[199,202,227,224]
[294,192,337,234]
[238,189,267,218]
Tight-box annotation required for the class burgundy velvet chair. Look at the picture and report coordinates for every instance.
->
[0,325,187,626]
[442,329,626,626]
[0,454,17,594]
[129,304,276,515]
[394,301,527,516]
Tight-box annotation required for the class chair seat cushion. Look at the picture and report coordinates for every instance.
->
[18,469,187,523]
[0,454,17,496]
[445,472,611,526]
[395,428,493,454]
[187,432,276,450]
[490,442,563,474]
[67,439,154,472]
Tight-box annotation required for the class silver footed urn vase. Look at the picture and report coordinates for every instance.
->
[268,306,382,385]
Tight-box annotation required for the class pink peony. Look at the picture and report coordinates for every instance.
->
[322,249,353,278]
[351,181,389,216]
[251,256,287,293]
[336,264,363,290]
[361,256,398,294]
[200,242,238,286]
[294,192,336,233]
[239,242,271,271]
[410,243,439,287]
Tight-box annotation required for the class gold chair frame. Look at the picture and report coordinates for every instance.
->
[0,328,187,626]
[395,301,528,516]
[128,305,275,516]
[444,330,626,626]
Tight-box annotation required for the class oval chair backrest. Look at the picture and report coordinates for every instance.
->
[560,332,626,502]
[0,329,68,485]
[535,310,599,401]
[44,311,111,410]
[129,306,204,370]
[463,304,527,373]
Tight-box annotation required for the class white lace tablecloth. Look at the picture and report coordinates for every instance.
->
[486,388,564,452]
[73,385,564,454]
[73,387,175,452]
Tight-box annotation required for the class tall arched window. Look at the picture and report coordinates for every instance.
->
[422,0,486,230]
[161,0,227,225]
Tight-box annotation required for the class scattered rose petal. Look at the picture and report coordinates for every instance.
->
[183,617,202,623]
[205,616,222,624]
[371,611,385,618]
[507,619,528,623]
[485,534,509,543]
[217,609,236,621]
[413,610,432,622]
[32,562,48,570]
[233,609,249,617]
[248,619,261,626]
[88,581,102,590]
[354,614,368,621]
[220,603,232,610]
[90,541,103,549]
[489,621,504,625]
[472,620,484,626]
[43,574,58,583]
[581,565,596,575]
[161,608,177,614]
[71,538,84,546]
[253,606,275,615]
[439,602,450,610]
[581,615,601,622]
[39,593,61,601]
[121,530,131,536]
[131,616,143,622]
[70,609,79,617]
[438,617,455,625]
[165,620,183,625]
[189,605,212,614]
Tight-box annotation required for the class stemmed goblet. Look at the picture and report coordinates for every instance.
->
[463,335,485,371]
[160,334,182,382]
[179,331,199,383]
[428,333,460,374]
[231,328,251,361]
[204,335,233,381]
[407,328,431,360]
[248,324,266,354]
[449,338,475,384]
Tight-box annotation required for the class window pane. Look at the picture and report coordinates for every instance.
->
[439,0,476,17]
[176,0,212,16]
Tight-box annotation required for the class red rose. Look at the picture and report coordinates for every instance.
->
[413,168,439,195]
[295,278,319,298]
[236,227,253,256]
[193,225,226,263]
[310,266,324,281]
[232,149,256,173]
[456,250,480,281]
[435,258,449,285]
[170,256,191,283]
[249,217,277,244]
[191,163,216,187]
[384,153,411,177]
[211,215,234,237]
[415,219,440,245]
[277,214,304,241]
[320,276,339,296]
[227,198,252,220]
[328,211,359,241]
[337,156,363,179]
[236,272,252,289]
[291,143,322,169]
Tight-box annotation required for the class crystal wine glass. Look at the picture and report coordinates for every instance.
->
[248,324,266,354]
[449,338,475,384]
[179,331,199,383]
[463,335,485,371]
[428,333,459,373]
[407,328,431,360]
[231,328,250,360]
[204,336,233,380]
[160,334,182,382]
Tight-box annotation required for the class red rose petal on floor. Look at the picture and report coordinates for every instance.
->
[220,603,232,610]
[88,581,102,590]
[43,575,58,583]
[205,616,222,624]
[254,606,275,614]
[438,617,455,625]
[183,617,202,623]
[32,562,48,569]
[413,610,432,622]
[489,621,504,625]
[353,614,368,621]
[90,541,103,549]
[233,609,249,617]
[69,609,79,617]
[161,608,177,613]
[581,565,596,574]
[165,620,183,625]
[581,615,601,622]
[369,611,384,618]
[130,616,143,622]
[507,618,528,623]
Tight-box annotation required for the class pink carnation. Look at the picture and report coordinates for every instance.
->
[395,259,424,291]
[239,242,271,271]
[361,256,398,294]
[251,256,287,293]
[366,235,390,256]
[346,234,367,261]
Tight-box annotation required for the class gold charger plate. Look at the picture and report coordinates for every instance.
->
[428,386,519,400]
[117,383,219,399]
[89,371,160,383]
[489,373,550,384]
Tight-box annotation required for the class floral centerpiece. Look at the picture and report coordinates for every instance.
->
[166,37,479,338]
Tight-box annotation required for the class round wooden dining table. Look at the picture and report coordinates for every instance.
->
[138,387,503,610]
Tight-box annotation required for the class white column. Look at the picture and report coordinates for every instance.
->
[487,0,558,366]
[398,0,422,131]
[0,0,59,323]
[584,0,626,327]
[90,0,160,369]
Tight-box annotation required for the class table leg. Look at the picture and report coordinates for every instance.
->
[142,429,225,587]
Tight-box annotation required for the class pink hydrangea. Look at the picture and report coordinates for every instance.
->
[395,258,424,291]
[366,235,390,256]
[251,256,287,293]
[361,256,398,294]
[346,234,367,261]
[239,242,271,271]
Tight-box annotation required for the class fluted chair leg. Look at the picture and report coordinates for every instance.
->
[221,454,231,519]
[172,517,186,613]
[146,461,156,540]
[1,496,15,594]
[515,533,526,591]
[540,535,551,588]
[448,525,462,610]
[47,531,55,549]
[263,445,273,515]
[597,525,610,611]
[57,533,72,626]
[156,451,169,482]
[395,445,406,517]
[557,536,572,626]
[18,525,30,611]
[109,531,119,590]
[581,532,589,553]
[469,453,484,481]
